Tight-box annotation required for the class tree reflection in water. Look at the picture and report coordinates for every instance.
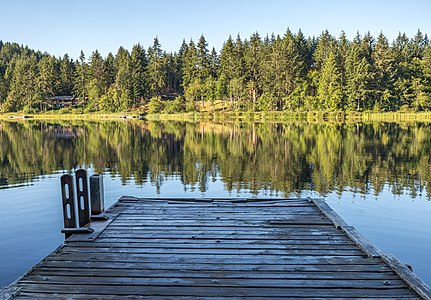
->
[0,120,430,198]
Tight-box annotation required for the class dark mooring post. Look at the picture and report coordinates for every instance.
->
[75,169,91,227]
[90,174,104,215]
[60,174,76,231]
[60,171,94,239]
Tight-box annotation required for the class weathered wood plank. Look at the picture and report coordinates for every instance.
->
[91,237,356,245]
[58,247,364,256]
[47,252,383,265]
[101,227,345,235]
[39,260,393,272]
[97,232,347,240]
[67,241,358,249]
[12,293,419,300]
[21,274,410,289]
[2,197,428,299]
[382,253,431,300]
[30,268,399,280]
[15,284,419,297]
[311,198,383,258]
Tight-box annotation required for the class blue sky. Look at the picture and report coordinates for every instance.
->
[1,0,430,59]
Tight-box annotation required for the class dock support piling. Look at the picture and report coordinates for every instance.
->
[75,169,90,227]
[90,174,104,215]
[60,174,76,229]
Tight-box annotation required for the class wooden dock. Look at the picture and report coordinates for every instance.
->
[2,197,431,299]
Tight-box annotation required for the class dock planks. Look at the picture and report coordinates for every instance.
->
[2,197,431,299]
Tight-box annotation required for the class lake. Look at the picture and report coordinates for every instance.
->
[1,119,431,288]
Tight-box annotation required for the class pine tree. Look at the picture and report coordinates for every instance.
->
[318,46,343,110]
[372,32,396,110]
[279,29,304,110]
[231,35,246,108]
[114,47,132,110]
[196,35,211,106]
[147,37,166,97]
[37,55,57,110]
[337,31,350,103]
[103,52,116,90]
[87,50,107,109]
[130,43,148,105]
[345,34,373,110]
[209,47,219,78]
[419,45,431,110]
[219,35,236,104]
[313,30,336,71]
[4,54,38,112]
[182,40,199,103]
[245,32,262,110]
[58,54,74,95]
[393,32,415,108]
[73,50,88,106]
[176,39,188,94]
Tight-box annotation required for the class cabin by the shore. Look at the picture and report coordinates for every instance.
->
[47,96,78,108]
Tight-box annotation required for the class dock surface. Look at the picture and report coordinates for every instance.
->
[2,197,430,299]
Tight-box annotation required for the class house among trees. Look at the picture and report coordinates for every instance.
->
[48,96,77,108]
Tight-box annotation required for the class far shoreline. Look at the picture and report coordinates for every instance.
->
[2,111,431,123]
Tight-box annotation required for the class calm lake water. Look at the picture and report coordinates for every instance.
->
[1,120,431,288]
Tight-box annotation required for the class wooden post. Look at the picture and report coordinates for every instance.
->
[60,174,76,229]
[75,169,90,227]
[90,174,104,215]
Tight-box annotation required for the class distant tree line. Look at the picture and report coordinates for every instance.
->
[1,29,431,113]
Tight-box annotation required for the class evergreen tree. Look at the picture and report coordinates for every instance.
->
[130,43,148,105]
[114,47,132,110]
[393,33,415,108]
[245,32,262,110]
[73,50,88,106]
[313,30,336,71]
[103,52,116,90]
[219,35,236,104]
[4,55,38,112]
[279,29,304,110]
[345,34,373,110]
[147,37,166,97]
[87,50,107,109]
[318,45,343,110]
[372,32,396,110]
[182,40,198,93]
[337,31,350,102]
[36,55,57,110]
[209,47,219,78]
[196,35,211,106]
[58,54,74,95]
[176,39,189,94]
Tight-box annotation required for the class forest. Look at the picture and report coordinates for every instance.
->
[0,29,430,114]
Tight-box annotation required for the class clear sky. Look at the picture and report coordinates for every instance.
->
[1,0,430,59]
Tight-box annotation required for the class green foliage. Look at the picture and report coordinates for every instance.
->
[318,48,343,110]
[148,96,164,114]
[163,96,186,113]
[1,29,431,114]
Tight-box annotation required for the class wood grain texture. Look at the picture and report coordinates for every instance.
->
[1,197,428,299]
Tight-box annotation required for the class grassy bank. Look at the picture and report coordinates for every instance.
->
[3,110,431,123]
[0,112,142,121]
[147,111,431,123]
